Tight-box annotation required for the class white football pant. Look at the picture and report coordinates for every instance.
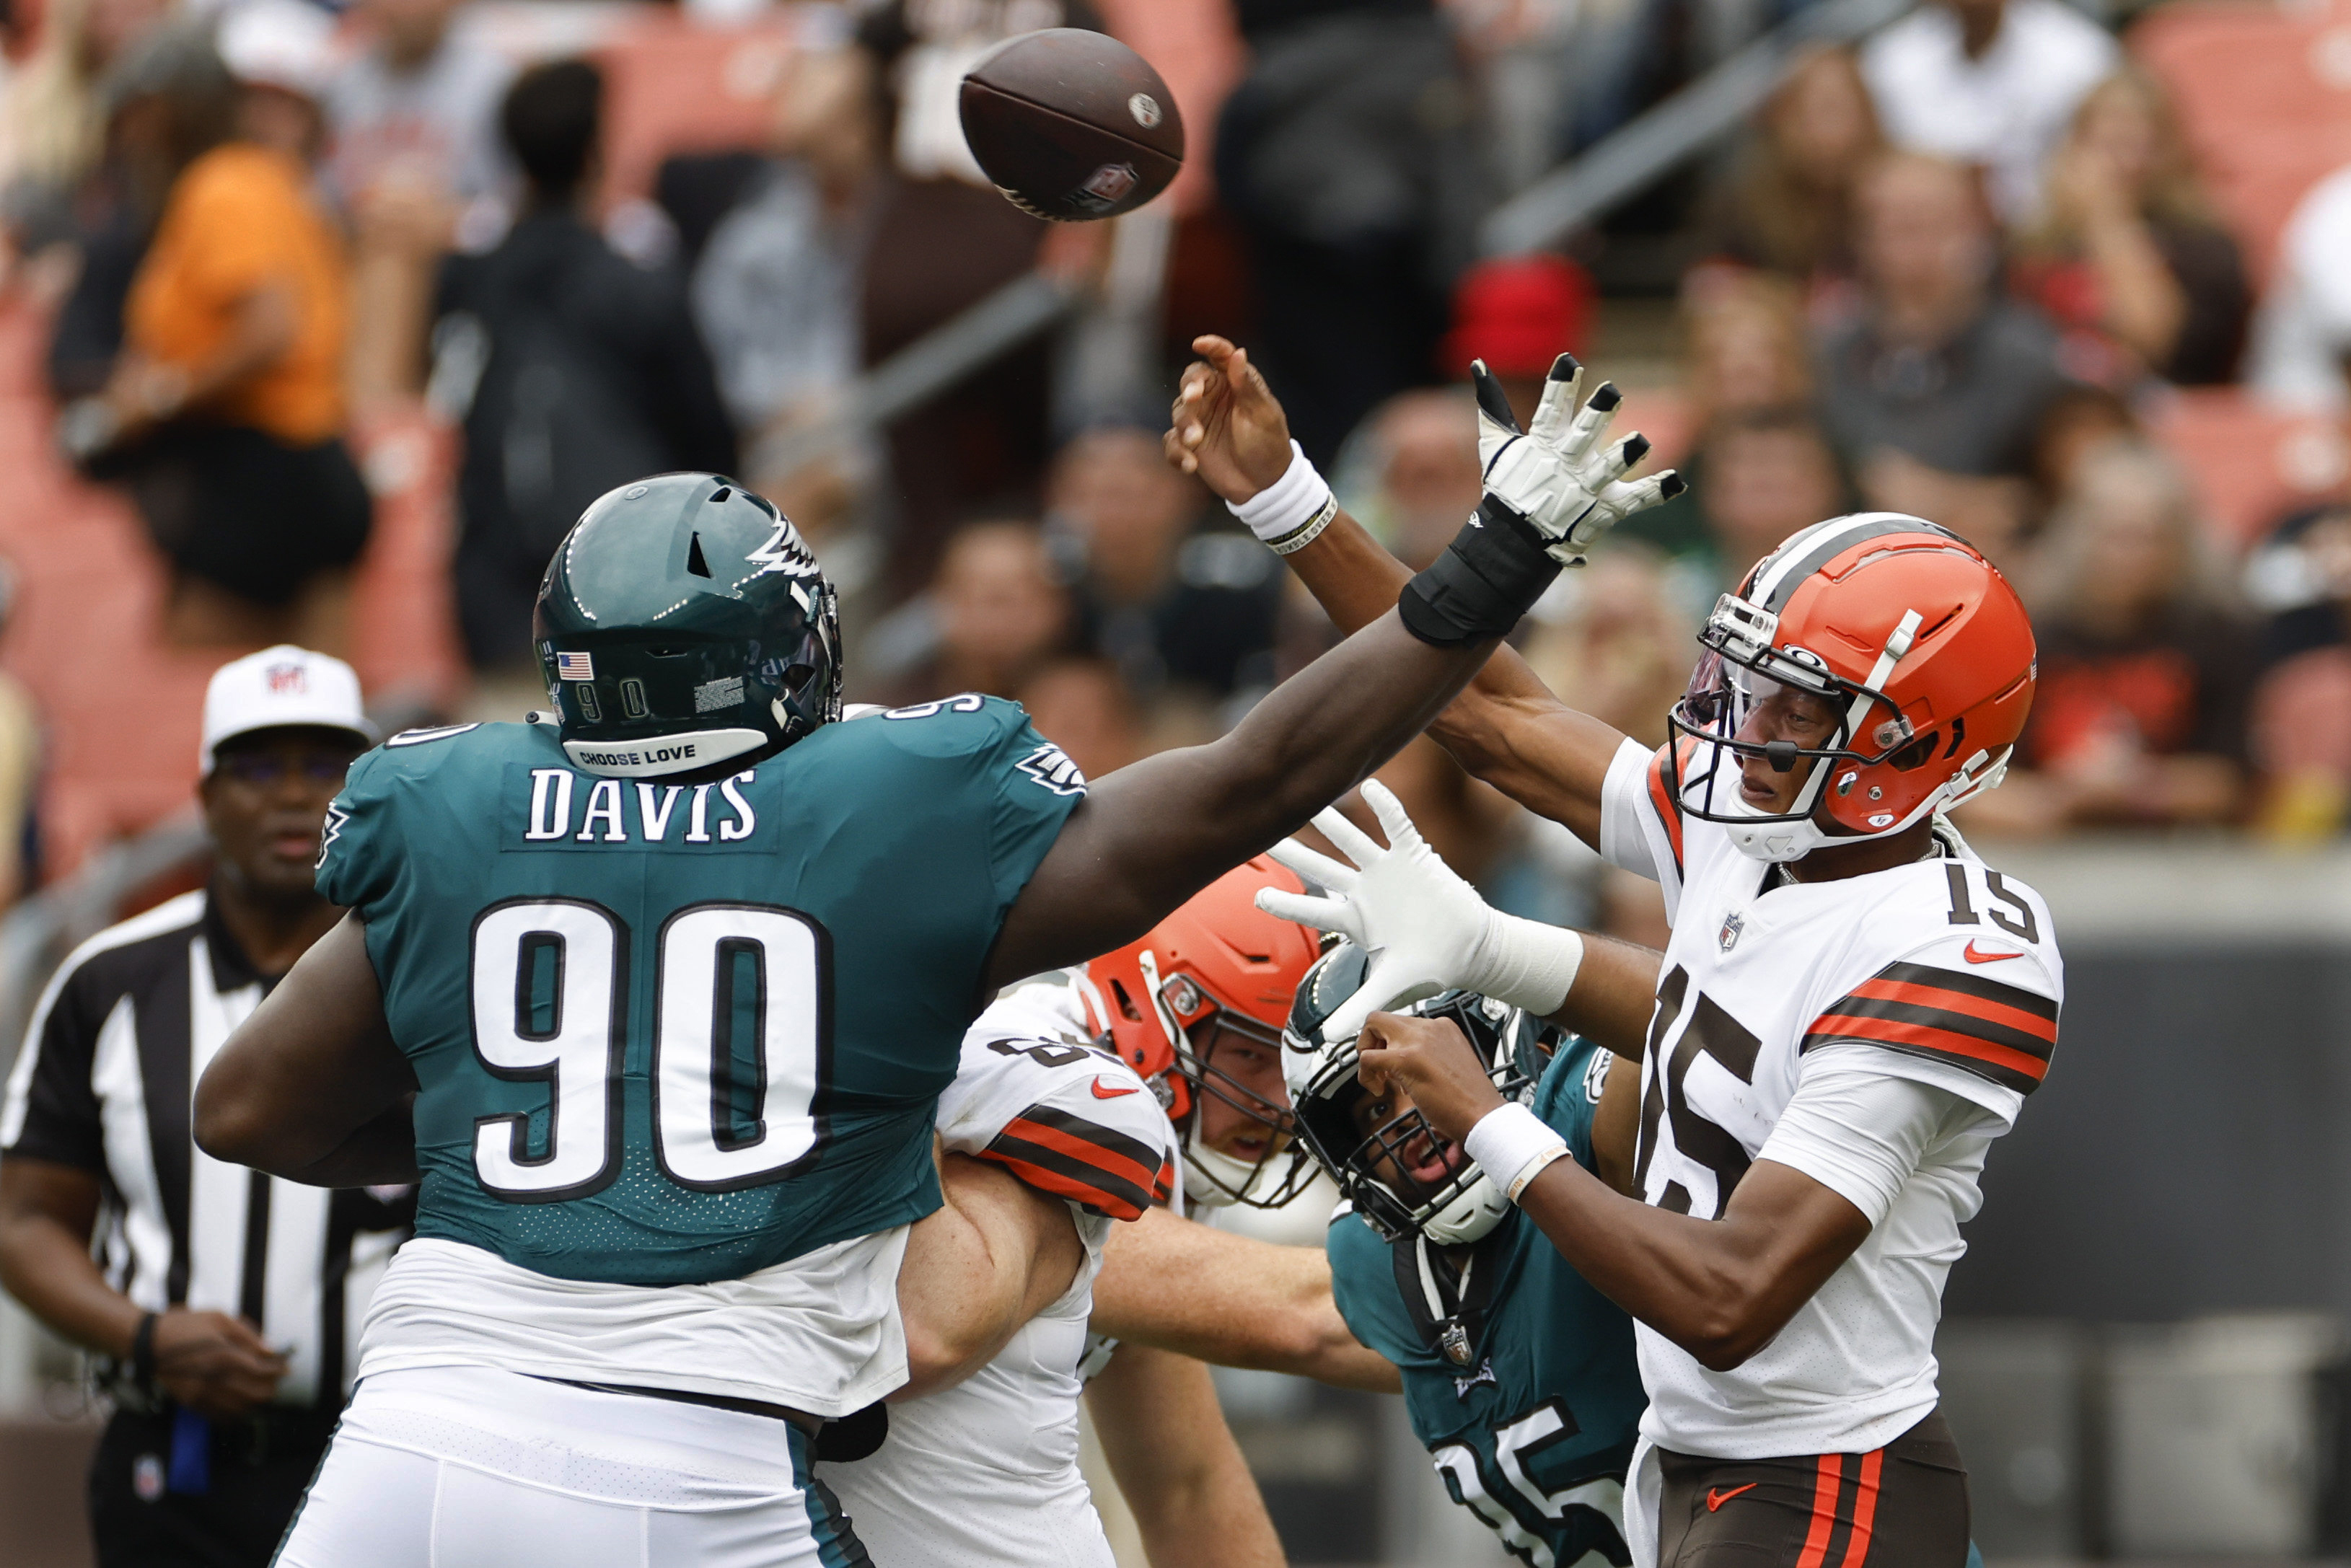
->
[276,1367,866,1568]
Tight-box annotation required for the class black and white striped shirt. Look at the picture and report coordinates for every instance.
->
[0,886,411,1409]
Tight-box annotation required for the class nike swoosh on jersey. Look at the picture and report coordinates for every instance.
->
[1091,1077,1141,1099]
[1962,941,2023,964]
[1707,1483,1758,1511]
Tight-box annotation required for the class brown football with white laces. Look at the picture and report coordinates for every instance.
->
[957,28,1185,221]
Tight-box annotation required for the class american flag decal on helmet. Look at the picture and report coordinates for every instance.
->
[555,652,594,681]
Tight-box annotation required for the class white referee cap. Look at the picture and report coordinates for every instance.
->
[201,646,377,776]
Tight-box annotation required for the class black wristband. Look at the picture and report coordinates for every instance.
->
[1397,495,1563,647]
[131,1310,159,1393]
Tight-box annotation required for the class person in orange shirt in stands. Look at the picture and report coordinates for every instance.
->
[73,2,370,656]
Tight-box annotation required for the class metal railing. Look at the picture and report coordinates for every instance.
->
[1479,0,1919,257]
[0,814,208,1080]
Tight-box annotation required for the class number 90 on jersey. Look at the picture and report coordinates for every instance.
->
[467,898,829,1200]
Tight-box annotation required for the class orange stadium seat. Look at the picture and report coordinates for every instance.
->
[0,299,464,879]
[2133,0,2351,281]
[2144,385,2348,547]
[592,12,802,205]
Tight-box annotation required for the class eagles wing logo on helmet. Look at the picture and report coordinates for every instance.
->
[535,475,845,778]
[747,516,822,579]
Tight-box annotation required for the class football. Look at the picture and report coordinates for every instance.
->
[958,28,1185,222]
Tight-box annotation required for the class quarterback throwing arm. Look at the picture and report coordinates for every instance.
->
[1208,339,2062,1562]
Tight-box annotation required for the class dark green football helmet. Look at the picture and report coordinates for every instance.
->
[532,473,842,778]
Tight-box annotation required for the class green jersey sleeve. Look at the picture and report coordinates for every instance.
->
[317,723,493,912]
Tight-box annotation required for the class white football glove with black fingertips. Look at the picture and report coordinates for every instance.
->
[1254,781,1587,1045]
[1475,354,1684,568]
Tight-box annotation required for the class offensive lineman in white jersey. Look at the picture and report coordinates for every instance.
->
[1168,335,2056,1566]
[820,858,1397,1568]
[819,972,1180,1567]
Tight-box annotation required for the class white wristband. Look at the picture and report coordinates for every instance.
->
[1229,441,1335,548]
[1462,1102,1570,1204]
[1469,914,1584,1017]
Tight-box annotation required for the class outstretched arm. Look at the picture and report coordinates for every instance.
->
[988,340,1662,987]
[194,917,418,1186]
[1088,1204,1400,1393]
[988,610,1485,986]
[1255,781,1665,1047]
[1169,336,1654,847]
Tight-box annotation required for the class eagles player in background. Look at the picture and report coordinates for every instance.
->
[1284,932,1647,1568]
[195,409,1676,1568]
[1177,341,2056,1565]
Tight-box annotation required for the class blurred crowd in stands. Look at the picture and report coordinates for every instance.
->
[0,0,2345,928]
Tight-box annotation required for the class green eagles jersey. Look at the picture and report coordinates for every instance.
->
[316,696,1084,1287]
[1328,1036,1645,1568]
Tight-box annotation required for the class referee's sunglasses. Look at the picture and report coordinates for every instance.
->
[213,749,359,787]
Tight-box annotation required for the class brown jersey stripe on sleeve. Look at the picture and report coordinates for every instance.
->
[1874,961,2057,1025]
[1802,1013,2047,1094]
[993,1115,1163,1189]
[1845,976,2057,1047]
[986,1112,1164,1219]
[1802,959,2057,1093]
[981,1148,1152,1221]
[1014,1104,1169,1180]
[1827,985,2055,1057]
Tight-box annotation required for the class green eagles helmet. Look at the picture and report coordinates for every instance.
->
[532,472,843,778]
[1283,942,1546,1246]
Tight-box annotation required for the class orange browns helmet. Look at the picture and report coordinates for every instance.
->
[1667,512,2036,863]
[1078,855,1324,1208]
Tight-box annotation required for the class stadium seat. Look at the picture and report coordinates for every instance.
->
[592,12,803,206]
[2143,386,2347,547]
[0,299,465,879]
[2133,0,2351,281]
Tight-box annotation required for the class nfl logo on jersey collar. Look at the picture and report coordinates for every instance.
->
[1718,911,1744,952]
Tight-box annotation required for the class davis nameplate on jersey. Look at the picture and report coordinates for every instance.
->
[498,763,770,851]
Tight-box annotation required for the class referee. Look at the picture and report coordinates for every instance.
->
[0,646,410,1567]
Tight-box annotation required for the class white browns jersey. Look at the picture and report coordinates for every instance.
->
[1598,739,2062,1459]
[817,977,1173,1567]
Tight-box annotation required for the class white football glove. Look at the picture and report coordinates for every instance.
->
[1475,354,1683,568]
[1255,781,1585,1045]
